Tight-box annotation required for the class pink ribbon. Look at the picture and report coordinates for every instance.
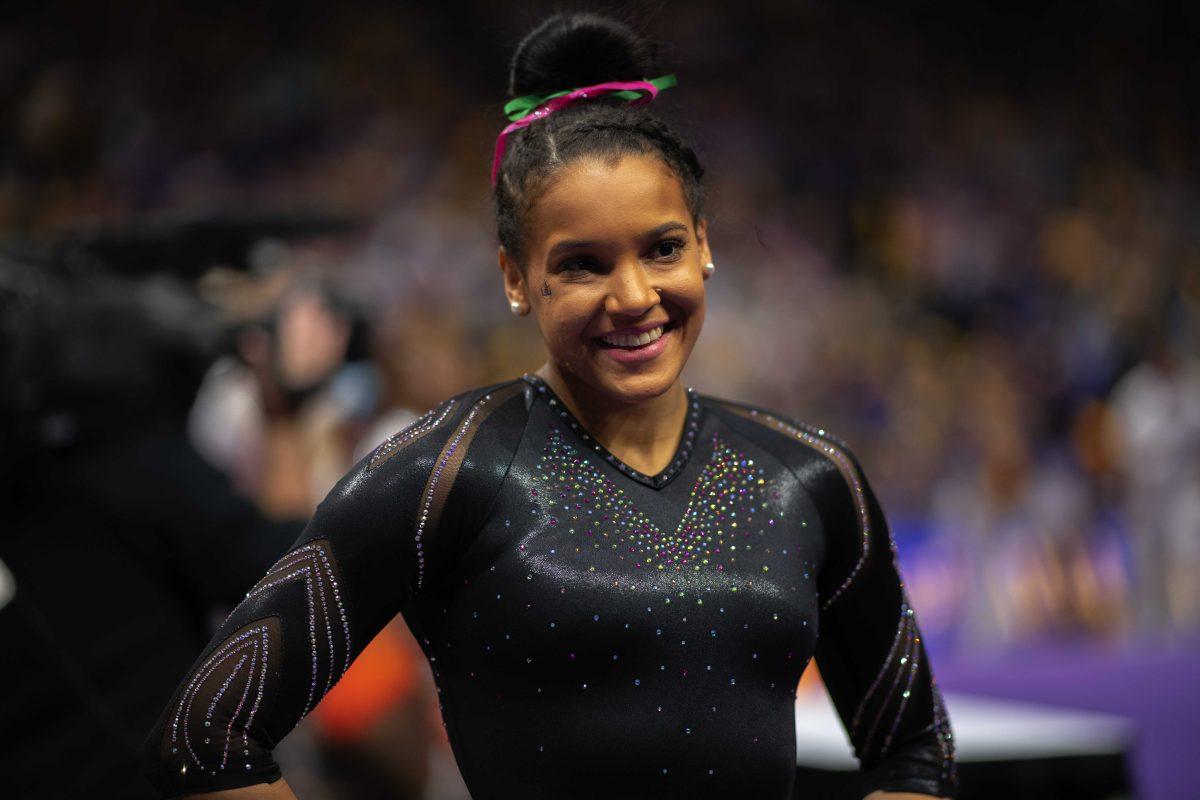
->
[491,79,665,186]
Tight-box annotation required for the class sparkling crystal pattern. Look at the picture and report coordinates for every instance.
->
[168,621,272,777]
[522,373,702,489]
[531,425,775,574]
[851,602,919,759]
[713,403,870,611]
[244,540,351,715]
[369,398,458,470]
[165,539,349,778]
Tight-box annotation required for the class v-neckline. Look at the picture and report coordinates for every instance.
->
[521,372,704,490]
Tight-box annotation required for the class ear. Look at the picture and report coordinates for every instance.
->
[696,217,713,277]
[498,246,529,314]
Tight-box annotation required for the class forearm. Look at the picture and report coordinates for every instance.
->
[865,792,947,800]
[185,778,297,800]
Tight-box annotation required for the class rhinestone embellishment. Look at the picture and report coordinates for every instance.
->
[521,373,702,488]
[531,426,775,573]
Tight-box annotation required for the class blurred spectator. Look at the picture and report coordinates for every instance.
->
[1110,336,1200,631]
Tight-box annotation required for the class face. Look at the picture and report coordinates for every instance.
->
[499,154,711,405]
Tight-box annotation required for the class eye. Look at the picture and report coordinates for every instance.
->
[650,238,687,261]
[557,256,599,274]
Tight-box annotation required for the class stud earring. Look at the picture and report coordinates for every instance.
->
[509,300,522,315]
[702,261,715,276]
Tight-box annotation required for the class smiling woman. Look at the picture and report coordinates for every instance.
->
[144,12,957,800]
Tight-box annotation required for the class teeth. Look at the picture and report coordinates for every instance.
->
[602,325,664,348]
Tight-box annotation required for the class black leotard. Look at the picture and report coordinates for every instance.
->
[144,374,957,798]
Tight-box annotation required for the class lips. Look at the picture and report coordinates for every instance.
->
[593,320,677,364]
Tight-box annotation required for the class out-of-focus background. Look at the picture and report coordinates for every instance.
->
[1,1,1196,799]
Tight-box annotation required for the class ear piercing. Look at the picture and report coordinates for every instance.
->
[510,300,523,315]
[702,261,715,276]
[541,280,552,297]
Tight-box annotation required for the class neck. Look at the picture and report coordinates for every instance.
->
[535,363,689,476]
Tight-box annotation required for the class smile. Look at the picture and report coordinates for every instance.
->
[600,325,664,348]
[594,321,677,363]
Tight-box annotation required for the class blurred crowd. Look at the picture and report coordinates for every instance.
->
[2,2,1197,797]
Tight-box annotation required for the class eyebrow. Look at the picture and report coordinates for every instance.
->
[646,221,690,238]
[546,221,691,258]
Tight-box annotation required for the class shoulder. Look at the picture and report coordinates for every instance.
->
[701,392,880,605]
[303,377,534,593]
[700,392,864,484]
[317,377,532,524]
[365,378,531,473]
[700,392,872,525]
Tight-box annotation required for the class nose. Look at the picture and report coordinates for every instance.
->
[604,260,659,318]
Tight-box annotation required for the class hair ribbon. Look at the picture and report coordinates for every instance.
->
[491,74,676,185]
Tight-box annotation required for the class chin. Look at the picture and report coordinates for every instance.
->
[562,314,699,403]
[593,362,680,402]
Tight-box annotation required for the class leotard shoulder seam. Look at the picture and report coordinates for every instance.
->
[408,379,528,593]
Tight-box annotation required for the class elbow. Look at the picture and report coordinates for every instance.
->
[858,729,958,799]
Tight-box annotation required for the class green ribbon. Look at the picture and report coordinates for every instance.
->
[503,74,677,122]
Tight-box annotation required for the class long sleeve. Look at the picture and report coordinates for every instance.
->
[142,382,526,797]
[807,431,958,797]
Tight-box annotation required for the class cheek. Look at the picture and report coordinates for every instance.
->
[667,272,707,346]
[683,294,706,344]
[664,269,706,313]
[538,293,599,347]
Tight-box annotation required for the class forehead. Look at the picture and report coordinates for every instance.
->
[527,155,691,246]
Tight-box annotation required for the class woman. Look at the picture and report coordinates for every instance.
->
[145,13,957,800]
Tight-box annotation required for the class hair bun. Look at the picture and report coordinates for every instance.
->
[509,13,656,98]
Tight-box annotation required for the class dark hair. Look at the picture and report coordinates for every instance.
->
[494,13,706,266]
